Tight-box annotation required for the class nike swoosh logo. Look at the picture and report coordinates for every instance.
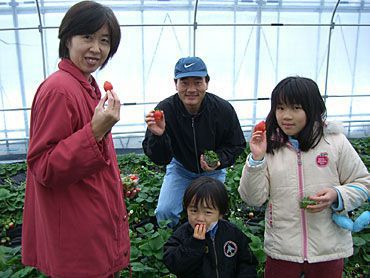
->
[184,63,196,68]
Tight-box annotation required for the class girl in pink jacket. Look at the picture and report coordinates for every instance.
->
[238,76,369,278]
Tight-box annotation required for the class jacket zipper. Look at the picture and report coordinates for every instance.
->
[211,238,219,278]
[191,117,200,173]
[297,151,308,261]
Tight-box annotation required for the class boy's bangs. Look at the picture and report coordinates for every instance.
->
[192,195,217,210]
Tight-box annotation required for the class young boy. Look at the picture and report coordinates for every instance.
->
[163,176,257,277]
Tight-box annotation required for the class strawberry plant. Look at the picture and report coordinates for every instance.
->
[121,223,173,277]
[203,150,219,168]
[121,174,140,198]
[0,138,368,277]
[0,167,26,248]
[343,201,370,278]
[117,153,165,226]
[299,197,318,209]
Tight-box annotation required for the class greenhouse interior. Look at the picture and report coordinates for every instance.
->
[0,0,369,162]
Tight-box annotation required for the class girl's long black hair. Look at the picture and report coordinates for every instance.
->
[266,76,327,154]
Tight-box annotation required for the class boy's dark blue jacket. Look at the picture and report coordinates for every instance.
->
[163,219,257,278]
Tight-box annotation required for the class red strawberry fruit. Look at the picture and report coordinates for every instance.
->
[254,120,266,132]
[153,110,163,122]
[103,81,113,92]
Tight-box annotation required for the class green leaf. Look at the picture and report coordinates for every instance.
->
[139,192,148,199]
[357,233,370,242]
[0,269,12,278]
[253,249,266,263]
[363,251,370,262]
[136,227,146,234]
[149,236,164,251]
[249,234,262,244]
[352,236,366,246]
[0,188,11,200]
[130,246,140,260]
[130,262,146,271]
[144,223,154,231]
[154,252,163,260]
[249,242,262,251]
[10,266,35,278]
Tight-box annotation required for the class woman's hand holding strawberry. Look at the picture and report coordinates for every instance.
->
[92,90,121,142]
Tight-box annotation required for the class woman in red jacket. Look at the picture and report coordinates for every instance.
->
[21,1,130,277]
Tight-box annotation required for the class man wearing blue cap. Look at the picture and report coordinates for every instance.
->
[142,56,246,227]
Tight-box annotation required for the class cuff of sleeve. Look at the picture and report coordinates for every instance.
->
[86,123,110,164]
[331,188,344,211]
[247,153,265,167]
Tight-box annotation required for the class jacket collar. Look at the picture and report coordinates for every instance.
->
[58,59,101,100]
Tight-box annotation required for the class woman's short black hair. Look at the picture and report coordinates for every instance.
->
[183,176,228,216]
[58,0,121,69]
[266,76,327,153]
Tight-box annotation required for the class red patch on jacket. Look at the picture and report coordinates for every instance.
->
[316,152,329,167]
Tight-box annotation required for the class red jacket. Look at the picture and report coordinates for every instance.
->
[22,59,130,277]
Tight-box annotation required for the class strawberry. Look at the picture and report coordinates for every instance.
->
[254,120,266,132]
[121,174,140,190]
[125,187,141,199]
[103,81,113,92]
[129,174,139,185]
[121,174,141,199]
[153,110,163,122]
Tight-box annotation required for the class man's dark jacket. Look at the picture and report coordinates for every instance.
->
[163,219,258,277]
[142,93,246,173]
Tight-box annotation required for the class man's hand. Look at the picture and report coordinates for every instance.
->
[145,110,165,136]
[306,188,338,213]
[91,90,120,142]
[200,154,220,171]
[193,224,206,240]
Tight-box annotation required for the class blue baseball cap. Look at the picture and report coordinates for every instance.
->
[174,56,208,79]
